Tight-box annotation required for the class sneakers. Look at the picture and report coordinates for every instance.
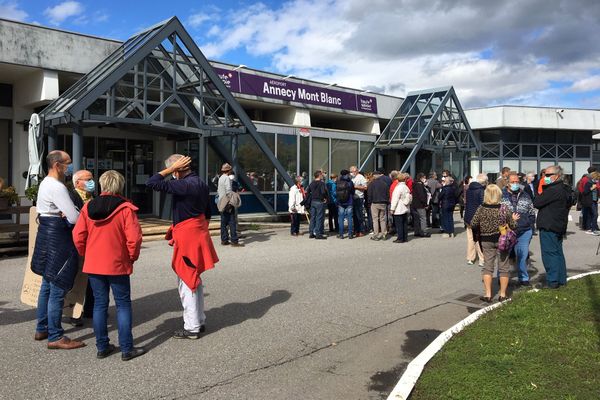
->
[370,235,380,241]
[467,260,474,265]
[585,230,596,235]
[121,347,146,361]
[97,344,117,359]
[441,233,450,238]
[172,326,206,340]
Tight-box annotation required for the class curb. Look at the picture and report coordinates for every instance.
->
[386,269,600,400]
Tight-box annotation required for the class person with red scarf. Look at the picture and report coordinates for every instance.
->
[146,155,218,340]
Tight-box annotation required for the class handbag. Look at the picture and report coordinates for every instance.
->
[498,205,517,251]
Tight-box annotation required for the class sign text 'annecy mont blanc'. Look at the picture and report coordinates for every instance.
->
[214,67,378,114]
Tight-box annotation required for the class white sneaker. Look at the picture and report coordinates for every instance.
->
[594,231,600,236]
[441,233,450,238]
[585,230,596,235]
[467,260,474,265]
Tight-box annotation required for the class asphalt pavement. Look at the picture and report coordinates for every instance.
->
[1,212,598,400]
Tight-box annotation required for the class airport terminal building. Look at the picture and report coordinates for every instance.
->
[1,17,600,216]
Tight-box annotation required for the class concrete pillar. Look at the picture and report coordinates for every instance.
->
[72,124,83,171]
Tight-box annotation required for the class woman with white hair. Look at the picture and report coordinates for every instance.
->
[73,170,144,361]
[464,173,488,265]
[288,175,306,236]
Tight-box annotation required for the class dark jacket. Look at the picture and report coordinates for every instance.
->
[439,185,456,210]
[336,175,355,207]
[31,217,80,291]
[306,180,328,203]
[412,181,428,209]
[501,189,536,236]
[464,182,485,225]
[523,182,535,201]
[580,180,596,208]
[368,175,391,204]
[534,179,572,235]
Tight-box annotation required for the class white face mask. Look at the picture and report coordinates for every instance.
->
[172,174,177,180]
[229,175,235,181]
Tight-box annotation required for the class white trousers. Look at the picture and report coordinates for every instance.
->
[178,278,205,333]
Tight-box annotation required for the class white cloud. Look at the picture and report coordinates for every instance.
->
[188,13,211,28]
[44,1,84,26]
[195,0,600,108]
[570,75,600,93]
[0,1,27,21]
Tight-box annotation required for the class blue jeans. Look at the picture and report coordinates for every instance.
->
[514,229,533,282]
[36,277,68,342]
[220,210,238,243]
[338,205,353,236]
[352,197,365,233]
[441,208,455,234]
[539,229,567,286]
[582,206,592,230]
[393,214,408,241]
[88,274,133,353]
[592,203,599,231]
[309,201,325,236]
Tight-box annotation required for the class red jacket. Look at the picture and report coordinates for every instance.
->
[166,214,218,290]
[73,195,142,276]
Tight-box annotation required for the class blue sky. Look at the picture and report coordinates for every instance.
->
[2,0,600,109]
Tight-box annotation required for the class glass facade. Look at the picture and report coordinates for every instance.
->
[331,139,358,175]
[471,128,593,186]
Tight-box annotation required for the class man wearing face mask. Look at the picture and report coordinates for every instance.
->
[533,165,573,289]
[31,150,85,349]
[501,172,536,286]
[411,173,431,237]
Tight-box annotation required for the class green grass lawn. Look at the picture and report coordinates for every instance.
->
[411,274,600,400]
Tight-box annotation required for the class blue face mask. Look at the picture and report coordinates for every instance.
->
[510,183,520,192]
[84,180,95,193]
[65,164,73,176]
[544,176,552,184]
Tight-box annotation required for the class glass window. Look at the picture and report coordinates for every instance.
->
[502,160,519,172]
[127,140,154,214]
[276,133,297,191]
[521,160,538,175]
[520,130,538,143]
[237,133,275,192]
[574,132,592,144]
[479,130,501,142]
[331,139,358,176]
[312,137,329,176]
[521,145,538,157]
[576,146,591,159]
[176,139,200,174]
[360,142,375,172]
[501,130,520,142]
[207,137,229,191]
[481,160,500,174]
[556,131,573,144]
[575,161,590,188]
[503,144,519,158]
[0,120,9,184]
[539,131,555,143]
[299,136,309,188]
[97,138,126,190]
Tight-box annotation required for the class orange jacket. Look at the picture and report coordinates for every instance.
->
[73,196,142,276]
[166,214,218,290]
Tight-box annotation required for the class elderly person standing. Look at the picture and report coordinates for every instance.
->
[439,175,457,237]
[390,173,412,243]
[217,163,242,246]
[471,184,519,302]
[72,169,95,205]
[501,172,536,286]
[288,176,305,236]
[31,150,84,349]
[73,170,144,360]
[464,173,487,266]
[146,155,218,339]
[533,165,572,289]
[368,169,391,241]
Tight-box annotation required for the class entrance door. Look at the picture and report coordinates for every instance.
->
[127,140,154,215]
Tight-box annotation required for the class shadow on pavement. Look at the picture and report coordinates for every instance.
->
[0,301,37,326]
[134,289,292,351]
[240,230,278,244]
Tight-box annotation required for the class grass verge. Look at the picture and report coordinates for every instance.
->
[411,274,600,400]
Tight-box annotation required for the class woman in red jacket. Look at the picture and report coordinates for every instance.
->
[72,170,144,361]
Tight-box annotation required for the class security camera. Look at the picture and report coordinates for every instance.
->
[556,109,564,113]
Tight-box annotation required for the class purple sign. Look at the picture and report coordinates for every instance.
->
[213,67,377,114]
[213,67,240,92]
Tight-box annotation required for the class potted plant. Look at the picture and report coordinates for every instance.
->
[0,186,19,210]
[25,184,39,205]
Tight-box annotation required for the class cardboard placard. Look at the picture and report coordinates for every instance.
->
[21,207,87,318]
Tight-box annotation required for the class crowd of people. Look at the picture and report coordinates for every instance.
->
[25,148,587,358]
[289,164,578,301]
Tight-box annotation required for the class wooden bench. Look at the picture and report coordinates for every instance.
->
[0,205,30,253]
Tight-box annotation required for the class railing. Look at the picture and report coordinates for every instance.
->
[0,203,31,253]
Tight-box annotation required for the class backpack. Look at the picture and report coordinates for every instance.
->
[336,179,351,203]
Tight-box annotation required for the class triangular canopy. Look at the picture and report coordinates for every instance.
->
[360,86,479,172]
[41,16,294,194]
